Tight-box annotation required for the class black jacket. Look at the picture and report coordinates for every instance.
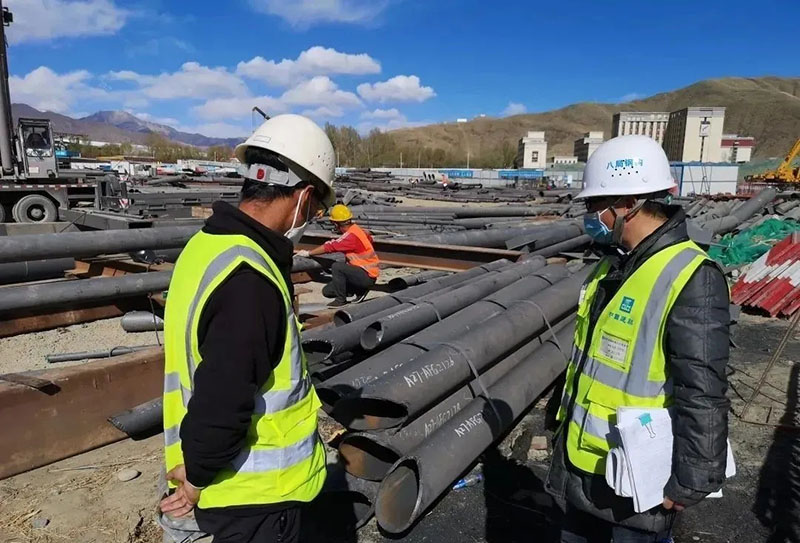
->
[179,201,296,514]
[546,206,730,531]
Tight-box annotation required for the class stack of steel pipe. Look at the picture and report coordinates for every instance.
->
[308,262,587,530]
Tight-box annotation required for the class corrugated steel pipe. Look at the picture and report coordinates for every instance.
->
[315,265,570,412]
[339,315,575,480]
[374,319,575,533]
[360,257,547,352]
[527,234,591,257]
[331,267,589,431]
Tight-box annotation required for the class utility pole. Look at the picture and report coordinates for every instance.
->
[400,152,403,168]
[417,150,421,168]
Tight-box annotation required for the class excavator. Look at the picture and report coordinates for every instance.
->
[747,138,800,185]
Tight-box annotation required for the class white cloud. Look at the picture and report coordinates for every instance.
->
[237,46,380,87]
[108,62,248,101]
[357,75,435,103]
[356,108,425,133]
[360,108,403,120]
[129,111,182,127]
[620,92,645,102]
[502,102,527,116]
[249,0,389,28]
[280,76,362,107]
[6,0,128,44]
[192,96,287,121]
[302,106,345,118]
[175,122,247,139]
[9,66,108,113]
[125,37,194,58]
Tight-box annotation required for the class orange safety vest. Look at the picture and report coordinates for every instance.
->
[346,223,380,279]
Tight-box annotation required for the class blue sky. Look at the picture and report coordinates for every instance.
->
[6,0,798,138]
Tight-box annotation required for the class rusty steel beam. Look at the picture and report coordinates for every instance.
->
[0,299,154,338]
[0,347,165,480]
[297,233,522,272]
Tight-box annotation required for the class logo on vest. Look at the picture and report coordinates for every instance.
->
[619,296,635,314]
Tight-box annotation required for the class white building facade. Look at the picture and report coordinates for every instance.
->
[720,134,755,163]
[516,131,547,169]
[573,131,604,162]
[612,112,669,144]
[663,107,726,162]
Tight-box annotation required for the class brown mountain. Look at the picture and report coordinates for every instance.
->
[390,77,800,160]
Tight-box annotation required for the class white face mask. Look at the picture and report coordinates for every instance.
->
[284,188,313,243]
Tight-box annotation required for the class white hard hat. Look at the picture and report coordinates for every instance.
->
[576,135,676,200]
[235,114,335,207]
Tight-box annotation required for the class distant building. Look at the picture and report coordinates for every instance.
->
[662,107,726,162]
[456,118,468,123]
[573,131,604,162]
[550,155,578,165]
[720,134,755,163]
[612,112,669,144]
[515,131,547,169]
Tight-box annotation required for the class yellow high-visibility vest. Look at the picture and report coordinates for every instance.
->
[163,231,326,508]
[558,240,711,475]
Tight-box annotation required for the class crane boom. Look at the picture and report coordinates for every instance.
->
[776,138,800,177]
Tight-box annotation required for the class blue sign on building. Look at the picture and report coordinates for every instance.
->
[498,169,543,179]
[438,169,474,179]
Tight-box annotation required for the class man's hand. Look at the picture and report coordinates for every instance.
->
[160,464,201,517]
[295,250,310,258]
[662,497,684,511]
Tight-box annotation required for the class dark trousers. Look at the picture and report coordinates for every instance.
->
[195,507,300,543]
[322,261,375,301]
[561,505,672,543]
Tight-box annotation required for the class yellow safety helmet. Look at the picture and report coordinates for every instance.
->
[330,204,353,222]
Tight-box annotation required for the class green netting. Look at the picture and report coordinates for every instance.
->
[709,218,800,267]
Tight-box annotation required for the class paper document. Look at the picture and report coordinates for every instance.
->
[604,407,735,513]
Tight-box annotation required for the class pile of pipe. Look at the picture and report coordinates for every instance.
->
[307,203,591,254]
[684,187,792,236]
[0,226,331,313]
[302,257,586,531]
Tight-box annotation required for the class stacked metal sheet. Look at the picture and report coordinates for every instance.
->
[731,232,800,317]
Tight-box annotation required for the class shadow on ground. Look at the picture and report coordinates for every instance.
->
[753,362,800,542]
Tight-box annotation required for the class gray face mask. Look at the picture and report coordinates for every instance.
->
[284,188,312,244]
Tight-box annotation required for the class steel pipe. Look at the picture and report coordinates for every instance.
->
[411,224,555,248]
[528,234,591,257]
[360,257,546,351]
[704,188,778,235]
[46,344,160,363]
[0,225,200,264]
[0,271,172,313]
[302,260,533,364]
[0,257,75,285]
[309,463,381,531]
[331,267,589,430]
[121,311,164,332]
[108,397,162,437]
[315,265,570,411]
[333,259,510,325]
[339,315,575,480]
[387,270,450,291]
[505,223,584,251]
[374,320,574,533]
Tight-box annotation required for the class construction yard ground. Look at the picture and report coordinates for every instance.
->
[1,303,798,543]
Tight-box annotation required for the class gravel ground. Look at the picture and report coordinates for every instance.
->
[0,316,162,374]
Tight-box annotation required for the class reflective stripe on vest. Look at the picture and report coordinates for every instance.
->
[559,241,710,475]
[345,224,380,279]
[163,232,326,507]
